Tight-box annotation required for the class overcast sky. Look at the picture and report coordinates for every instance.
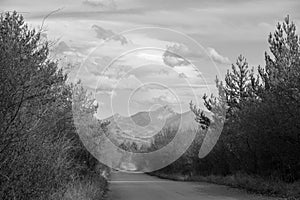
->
[2,0,299,118]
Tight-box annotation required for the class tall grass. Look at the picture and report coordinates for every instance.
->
[50,170,108,200]
[150,171,300,199]
[0,127,109,200]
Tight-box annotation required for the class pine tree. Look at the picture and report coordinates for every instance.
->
[224,55,257,117]
[259,15,300,91]
[240,16,300,181]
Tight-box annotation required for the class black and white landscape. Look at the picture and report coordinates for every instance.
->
[1,1,300,200]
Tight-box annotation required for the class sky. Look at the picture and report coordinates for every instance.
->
[1,0,300,119]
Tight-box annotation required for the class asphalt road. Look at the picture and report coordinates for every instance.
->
[107,172,281,200]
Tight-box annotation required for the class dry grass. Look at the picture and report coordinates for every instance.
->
[50,163,109,200]
[195,173,300,199]
[150,172,300,199]
[50,177,108,200]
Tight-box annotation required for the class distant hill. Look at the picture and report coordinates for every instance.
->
[104,105,201,147]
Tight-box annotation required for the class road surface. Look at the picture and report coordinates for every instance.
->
[107,172,281,200]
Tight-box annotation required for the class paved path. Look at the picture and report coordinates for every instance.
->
[107,172,281,200]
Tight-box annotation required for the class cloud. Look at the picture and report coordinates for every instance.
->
[170,83,208,89]
[163,43,230,66]
[163,44,191,67]
[117,74,142,90]
[133,88,180,106]
[173,65,200,78]
[95,76,117,91]
[136,52,163,64]
[152,95,178,105]
[92,25,128,45]
[178,73,188,78]
[83,0,117,10]
[95,74,141,92]
[206,47,231,64]
[104,65,133,78]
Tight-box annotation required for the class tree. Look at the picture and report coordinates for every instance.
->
[0,11,106,199]
[251,15,300,181]
[228,15,300,180]
[0,11,66,156]
[153,15,300,183]
[259,15,300,92]
[0,11,73,199]
[224,55,259,117]
[190,77,228,174]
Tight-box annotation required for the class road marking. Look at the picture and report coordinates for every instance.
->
[109,180,171,183]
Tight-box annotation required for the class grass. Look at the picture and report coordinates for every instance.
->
[50,164,109,200]
[50,178,108,200]
[149,172,300,199]
[50,180,106,200]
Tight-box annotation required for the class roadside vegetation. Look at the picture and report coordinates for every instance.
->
[150,16,300,199]
[0,11,109,200]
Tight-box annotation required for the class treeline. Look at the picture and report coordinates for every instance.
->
[152,16,300,183]
[0,12,108,199]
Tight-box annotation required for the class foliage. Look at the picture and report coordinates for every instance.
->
[193,15,300,182]
[0,11,108,199]
[152,16,300,186]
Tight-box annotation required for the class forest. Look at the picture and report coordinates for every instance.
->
[149,16,300,198]
[0,12,109,200]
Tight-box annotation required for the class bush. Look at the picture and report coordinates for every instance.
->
[0,11,108,200]
[50,168,108,200]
